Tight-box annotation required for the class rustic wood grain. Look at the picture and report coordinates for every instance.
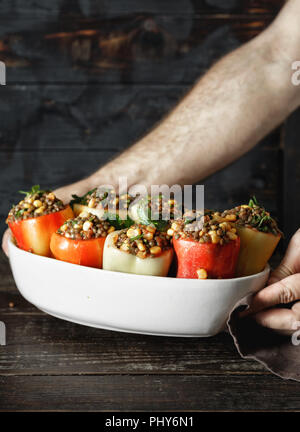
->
[0,0,283,20]
[0,297,267,376]
[0,0,282,84]
[2,17,270,85]
[0,374,300,411]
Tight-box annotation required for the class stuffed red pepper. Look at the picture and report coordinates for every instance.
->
[6,185,73,256]
[171,211,240,279]
[50,213,115,268]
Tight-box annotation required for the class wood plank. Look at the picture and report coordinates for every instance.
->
[0,374,299,411]
[0,295,267,376]
[2,15,274,84]
[0,0,283,22]
[0,84,186,152]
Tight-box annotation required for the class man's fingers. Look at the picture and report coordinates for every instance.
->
[241,273,300,317]
[268,229,300,285]
[268,263,293,285]
[1,228,10,257]
[253,304,300,334]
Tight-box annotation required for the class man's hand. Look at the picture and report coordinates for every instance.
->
[241,229,300,335]
[1,228,10,257]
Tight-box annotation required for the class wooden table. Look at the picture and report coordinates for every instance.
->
[1,251,300,412]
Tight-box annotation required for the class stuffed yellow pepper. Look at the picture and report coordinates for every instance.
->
[103,224,174,276]
[221,197,282,276]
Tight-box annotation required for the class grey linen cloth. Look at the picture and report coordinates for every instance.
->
[227,300,300,382]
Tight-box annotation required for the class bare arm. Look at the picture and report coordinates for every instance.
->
[55,0,300,201]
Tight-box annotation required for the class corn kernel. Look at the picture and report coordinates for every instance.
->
[144,232,153,240]
[211,234,220,244]
[137,242,146,252]
[33,200,43,208]
[23,203,32,209]
[219,222,231,231]
[196,268,207,279]
[120,243,130,252]
[150,246,162,255]
[227,231,238,240]
[146,225,156,233]
[225,214,237,221]
[171,222,180,232]
[127,227,141,238]
[83,221,93,231]
[35,206,45,214]
[137,251,147,259]
[47,193,56,201]
[88,198,96,208]
[79,211,89,218]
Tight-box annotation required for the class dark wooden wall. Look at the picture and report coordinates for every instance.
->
[1,0,296,246]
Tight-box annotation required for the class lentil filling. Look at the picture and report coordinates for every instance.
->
[221,197,281,235]
[113,224,172,259]
[169,210,238,245]
[57,214,114,240]
[72,189,135,211]
[7,186,65,223]
[142,194,182,221]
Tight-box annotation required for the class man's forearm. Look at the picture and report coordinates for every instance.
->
[57,0,300,201]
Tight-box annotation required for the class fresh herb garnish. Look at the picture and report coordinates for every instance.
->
[70,188,97,207]
[19,185,45,197]
[104,213,134,229]
[248,196,258,208]
[15,209,25,218]
[151,219,169,231]
[258,214,270,228]
[129,234,144,242]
